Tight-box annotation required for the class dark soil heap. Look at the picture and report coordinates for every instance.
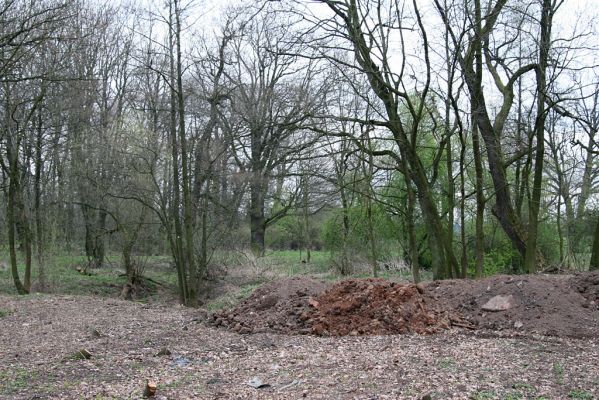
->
[307,279,455,336]
[572,270,599,310]
[210,277,329,334]
[425,273,599,338]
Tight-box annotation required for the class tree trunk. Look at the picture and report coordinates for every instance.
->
[169,0,188,305]
[250,190,266,257]
[362,145,378,277]
[7,162,28,295]
[405,172,420,283]
[524,0,552,274]
[175,0,197,306]
[302,174,312,264]
[472,117,485,278]
[451,0,529,261]
[249,156,267,256]
[459,122,468,278]
[34,110,46,291]
[590,216,599,270]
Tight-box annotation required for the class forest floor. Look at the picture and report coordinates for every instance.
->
[1,270,599,399]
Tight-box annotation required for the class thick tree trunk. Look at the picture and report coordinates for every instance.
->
[250,190,266,257]
[8,164,28,295]
[249,146,267,256]
[409,153,456,279]
[590,216,599,270]
[15,186,33,291]
[576,132,595,220]
[331,0,458,279]
[405,172,420,284]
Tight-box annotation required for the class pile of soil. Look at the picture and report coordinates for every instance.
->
[424,273,599,338]
[572,270,599,309]
[210,277,329,334]
[307,278,457,336]
[211,272,599,338]
[211,277,461,336]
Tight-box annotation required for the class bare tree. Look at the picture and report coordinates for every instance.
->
[223,8,325,256]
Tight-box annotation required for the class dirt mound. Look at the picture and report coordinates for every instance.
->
[572,270,599,309]
[211,277,458,336]
[306,279,456,336]
[212,272,599,338]
[210,277,330,334]
[425,273,599,338]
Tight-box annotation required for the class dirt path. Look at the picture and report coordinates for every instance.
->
[1,294,598,399]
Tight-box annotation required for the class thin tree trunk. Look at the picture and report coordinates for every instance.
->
[557,193,564,263]
[34,110,46,291]
[169,0,188,305]
[459,122,468,278]
[175,0,197,306]
[524,0,552,274]
[472,121,485,278]
[302,174,312,263]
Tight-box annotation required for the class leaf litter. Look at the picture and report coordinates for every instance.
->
[0,271,597,399]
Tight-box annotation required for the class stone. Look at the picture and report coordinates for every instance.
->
[481,295,515,311]
[514,320,524,329]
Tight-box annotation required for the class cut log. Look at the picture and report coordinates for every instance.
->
[143,380,157,397]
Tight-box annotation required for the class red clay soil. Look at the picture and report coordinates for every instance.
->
[307,278,457,336]
[212,272,599,338]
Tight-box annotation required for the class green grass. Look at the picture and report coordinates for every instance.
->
[502,393,524,400]
[568,390,594,399]
[205,281,264,312]
[0,367,34,395]
[553,362,565,384]
[438,358,456,370]
[471,390,497,400]
[512,382,536,392]
[0,252,183,298]
[0,249,422,303]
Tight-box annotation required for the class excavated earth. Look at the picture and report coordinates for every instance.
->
[212,271,599,338]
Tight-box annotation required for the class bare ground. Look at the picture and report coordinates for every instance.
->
[1,286,599,399]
